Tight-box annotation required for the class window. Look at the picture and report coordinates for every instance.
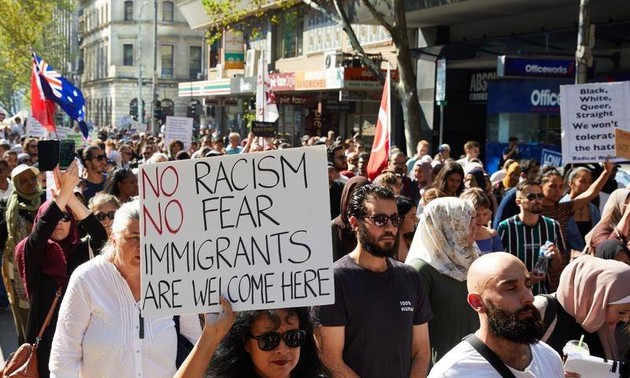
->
[124,1,133,21]
[189,46,202,79]
[162,1,174,22]
[161,45,174,77]
[277,9,303,58]
[123,44,133,66]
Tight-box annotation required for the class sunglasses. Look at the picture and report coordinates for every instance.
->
[525,193,545,201]
[249,329,306,351]
[94,211,116,221]
[60,212,72,222]
[90,154,106,161]
[363,214,403,228]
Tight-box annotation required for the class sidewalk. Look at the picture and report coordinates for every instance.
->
[0,309,18,366]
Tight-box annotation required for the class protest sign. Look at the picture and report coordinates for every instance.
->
[540,148,562,167]
[26,116,48,138]
[164,116,193,150]
[252,121,277,138]
[561,81,630,164]
[139,146,334,316]
[615,128,630,160]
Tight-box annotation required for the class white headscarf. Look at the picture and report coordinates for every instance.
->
[406,197,480,281]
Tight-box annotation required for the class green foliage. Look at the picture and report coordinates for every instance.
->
[201,0,296,45]
[0,0,75,112]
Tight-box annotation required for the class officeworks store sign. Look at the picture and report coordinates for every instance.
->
[488,79,570,114]
[497,56,577,79]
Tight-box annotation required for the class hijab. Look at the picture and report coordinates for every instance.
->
[467,167,487,192]
[584,188,630,249]
[557,255,630,360]
[331,176,370,253]
[406,197,480,281]
[595,239,630,261]
[502,162,521,189]
[414,155,433,191]
[15,200,80,298]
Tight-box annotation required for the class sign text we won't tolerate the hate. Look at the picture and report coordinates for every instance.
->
[139,146,334,316]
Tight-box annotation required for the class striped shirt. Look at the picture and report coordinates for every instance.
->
[497,215,567,294]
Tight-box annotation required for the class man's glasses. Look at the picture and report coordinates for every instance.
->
[362,214,403,228]
[60,212,72,222]
[249,329,306,351]
[525,193,545,201]
[94,211,116,221]
[90,154,106,161]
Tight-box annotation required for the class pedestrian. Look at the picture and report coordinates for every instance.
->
[432,161,465,197]
[584,188,630,254]
[560,167,601,252]
[316,184,432,378]
[330,175,370,261]
[429,253,564,377]
[460,188,503,254]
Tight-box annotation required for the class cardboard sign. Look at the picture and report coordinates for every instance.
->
[615,128,630,160]
[164,116,194,150]
[560,81,630,164]
[26,116,48,138]
[251,121,277,138]
[139,146,334,316]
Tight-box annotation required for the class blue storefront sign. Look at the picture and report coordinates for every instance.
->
[487,79,571,114]
[498,56,577,79]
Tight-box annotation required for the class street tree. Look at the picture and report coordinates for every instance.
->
[201,0,428,153]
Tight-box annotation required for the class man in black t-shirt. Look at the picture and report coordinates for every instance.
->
[315,185,432,378]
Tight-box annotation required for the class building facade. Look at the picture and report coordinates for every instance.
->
[78,0,204,129]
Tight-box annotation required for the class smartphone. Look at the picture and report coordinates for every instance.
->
[59,140,76,169]
[37,140,76,171]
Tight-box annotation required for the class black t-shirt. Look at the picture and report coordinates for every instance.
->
[316,255,432,378]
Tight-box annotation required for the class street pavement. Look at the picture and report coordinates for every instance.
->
[0,309,18,366]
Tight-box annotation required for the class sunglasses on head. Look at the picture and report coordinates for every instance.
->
[362,214,403,228]
[90,154,106,161]
[249,329,306,351]
[94,211,116,221]
[525,193,545,201]
[60,212,72,222]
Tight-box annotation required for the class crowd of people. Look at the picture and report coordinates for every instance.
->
[0,126,629,377]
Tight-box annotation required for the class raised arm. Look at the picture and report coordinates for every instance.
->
[174,298,234,378]
[571,161,614,212]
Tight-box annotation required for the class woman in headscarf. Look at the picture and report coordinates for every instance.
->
[405,197,481,363]
[534,255,630,362]
[595,239,630,264]
[584,188,630,254]
[331,176,369,261]
[14,161,106,377]
[411,155,433,197]
[0,164,42,344]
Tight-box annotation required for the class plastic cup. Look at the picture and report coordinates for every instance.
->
[562,340,590,358]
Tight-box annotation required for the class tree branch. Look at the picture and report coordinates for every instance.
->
[360,0,396,37]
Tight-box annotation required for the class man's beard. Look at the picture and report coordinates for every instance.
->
[486,302,546,344]
[357,222,396,258]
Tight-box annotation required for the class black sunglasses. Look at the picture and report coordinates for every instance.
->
[525,193,545,201]
[249,329,306,351]
[90,154,106,161]
[60,212,72,222]
[362,214,403,228]
[95,211,116,221]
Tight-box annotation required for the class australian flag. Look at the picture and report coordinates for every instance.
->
[32,52,89,139]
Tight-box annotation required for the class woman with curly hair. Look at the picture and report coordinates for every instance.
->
[175,300,330,378]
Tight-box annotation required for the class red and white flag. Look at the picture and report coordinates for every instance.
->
[30,56,56,133]
[367,67,391,181]
[256,53,279,122]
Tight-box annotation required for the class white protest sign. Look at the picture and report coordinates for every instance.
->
[26,116,48,138]
[164,116,193,150]
[561,81,630,164]
[54,126,72,140]
[139,146,334,316]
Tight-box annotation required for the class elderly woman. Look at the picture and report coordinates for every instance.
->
[406,197,481,363]
[49,200,201,377]
[175,300,329,378]
[534,255,630,362]
[14,161,107,377]
[1,164,42,344]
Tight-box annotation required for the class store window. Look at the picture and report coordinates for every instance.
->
[162,1,174,22]
[123,44,133,66]
[161,45,174,78]
[189,46,202,79]
[124,1,133,21]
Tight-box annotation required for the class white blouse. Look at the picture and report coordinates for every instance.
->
[49,256,201,378]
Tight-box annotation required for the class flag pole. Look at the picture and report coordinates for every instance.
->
[386,63,391,155]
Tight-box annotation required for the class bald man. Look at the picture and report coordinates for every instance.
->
[429,253,563,377]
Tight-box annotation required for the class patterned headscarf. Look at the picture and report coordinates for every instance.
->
[557,255,630,360]
[406,197,480,281]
